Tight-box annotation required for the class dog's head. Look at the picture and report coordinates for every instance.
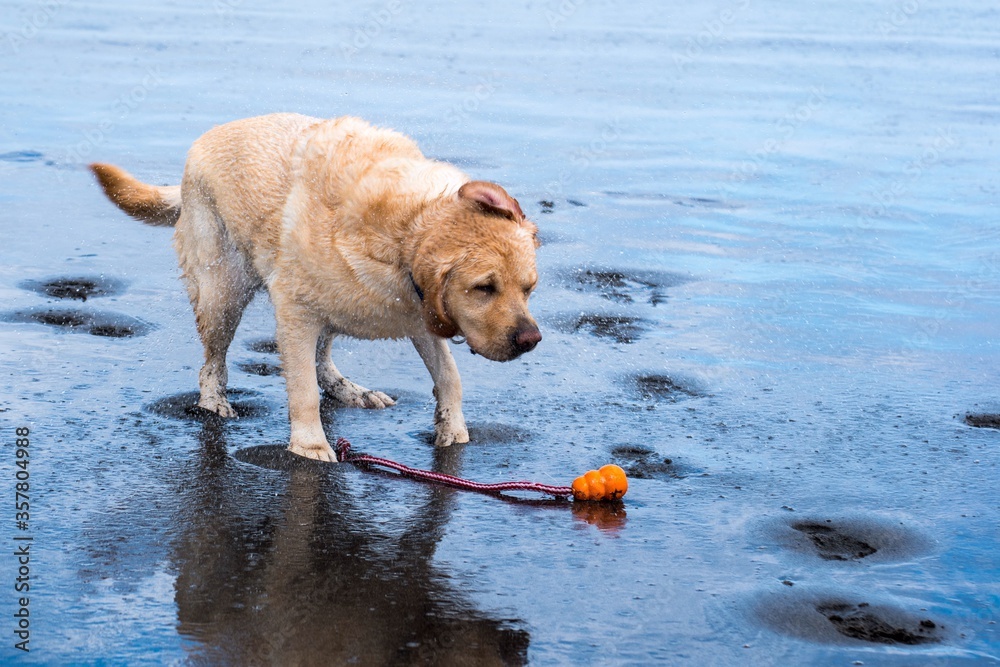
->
[412,181,541,362]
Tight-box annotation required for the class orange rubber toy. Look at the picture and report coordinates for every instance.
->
[572,464,629,501]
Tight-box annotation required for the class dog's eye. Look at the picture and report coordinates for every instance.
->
[473,284,497,295]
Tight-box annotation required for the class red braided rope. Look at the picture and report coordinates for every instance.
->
[335,438,574,498]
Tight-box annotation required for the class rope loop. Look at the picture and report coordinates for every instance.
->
[334,437,574,499]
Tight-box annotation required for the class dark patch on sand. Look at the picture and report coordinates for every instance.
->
[791,521,877,561]
[468,423,534,444]
[965,413,1000,429]
[2,308,151,338]
[145,389,269,421]
[234,444,332,471]
[88,323,141,338]
[409,429,441,447]
[246,338,279,354]
[566,267,687,306]
[410,422,533,447]
[0,150,44,163]
[603,191,739,209]
[20,275,126,301]
[816,601,942,645]
[238,361,282,377]
[749,589,946,646]
[28,310,88,327]
[570,314,646,344]
[630,374,703,402]
[611,445,687,480]
[758,515,931,563]
[536,199,586,213]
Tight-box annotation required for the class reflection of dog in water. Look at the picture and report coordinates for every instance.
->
[174,420,529,665]
[91,113,542,461]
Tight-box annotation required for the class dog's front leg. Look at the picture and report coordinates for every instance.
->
[412,333,470,447]
[275,299,336,462]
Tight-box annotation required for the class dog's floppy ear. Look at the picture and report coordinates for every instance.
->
[411,253,460,339]
[459,180,539,247]
[459,181,524,222]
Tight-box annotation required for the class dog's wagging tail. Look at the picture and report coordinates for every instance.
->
[90,163,182,227]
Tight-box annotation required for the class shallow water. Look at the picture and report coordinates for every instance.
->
[1,1,998,664]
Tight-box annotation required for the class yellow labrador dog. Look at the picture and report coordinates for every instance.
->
[90,113,541,461]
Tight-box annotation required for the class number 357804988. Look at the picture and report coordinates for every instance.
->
[15,427,29,528]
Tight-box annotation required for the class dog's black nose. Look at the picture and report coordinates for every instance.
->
[513,325,542,354]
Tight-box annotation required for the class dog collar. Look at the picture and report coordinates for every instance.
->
[409,273,424,301]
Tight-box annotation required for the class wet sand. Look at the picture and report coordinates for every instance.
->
[1,1,999,664]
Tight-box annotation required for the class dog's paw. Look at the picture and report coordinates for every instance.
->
[433,410,469,447]
[360,390,396,409]
[288,442,338,462]
[434,425,470,447]
[322,378,396,409]
[198,396,237,418]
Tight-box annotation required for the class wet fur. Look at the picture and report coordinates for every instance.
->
[91,113,540,461]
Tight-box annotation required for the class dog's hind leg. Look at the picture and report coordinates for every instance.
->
[174,195,257,418]
[316,330,395,409]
